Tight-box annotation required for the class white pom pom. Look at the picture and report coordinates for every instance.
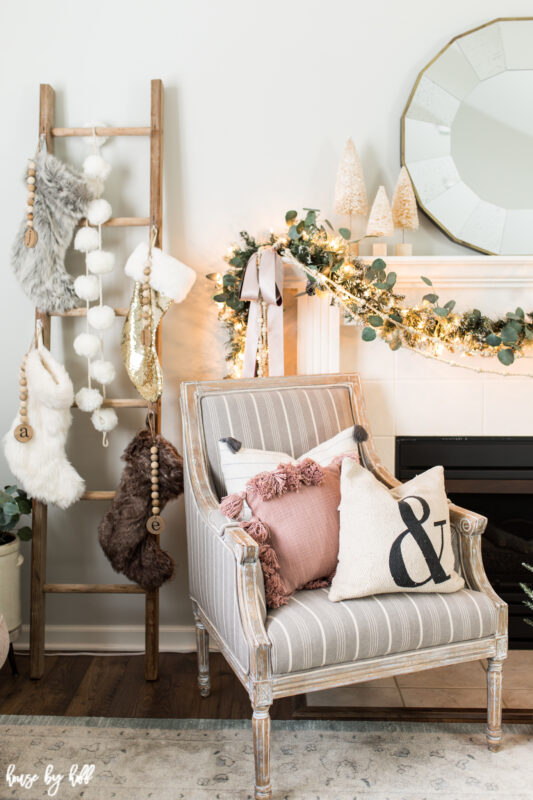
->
[87,198,112,226]
[76,387,103,412]
[90,359,116,385]
[83,154,111,181]
[74,275,99,301]
[87,305,115,331]
[91,407,118,432]
[87,250,115,275]
[73,333,101,359]
[74,226,99,253]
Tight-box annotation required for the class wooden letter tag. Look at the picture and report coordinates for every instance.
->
[24,228,38,248]
[14,423,34,442]
[146,515,165,535]
[140,328,152,347]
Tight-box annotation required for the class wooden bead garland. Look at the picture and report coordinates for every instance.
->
[14,354,33,442]
[24,159,38,248]
[146,443,165,534]
[139,256,153,347]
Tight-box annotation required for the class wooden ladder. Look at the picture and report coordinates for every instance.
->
[29,79,164,681]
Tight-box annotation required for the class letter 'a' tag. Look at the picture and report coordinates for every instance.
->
[14,424,33,442]
[146,515,165,535]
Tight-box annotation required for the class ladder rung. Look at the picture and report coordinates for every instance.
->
[52,126,151,137]
[81,491,116,500]
[44,583,145,594]
[49,307,129,317]
[73,399,148,409]
[80,217,150,228]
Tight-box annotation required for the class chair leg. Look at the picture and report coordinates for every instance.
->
[487,657,504,751]
[8,643,19,677]
[194,618,211,698]
[252,705,272,800]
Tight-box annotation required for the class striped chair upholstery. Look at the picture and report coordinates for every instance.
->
[201,384,355,498]
[266,587,499,674]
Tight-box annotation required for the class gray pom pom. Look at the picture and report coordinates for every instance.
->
[220,436,242,453]
[353,425,368,443]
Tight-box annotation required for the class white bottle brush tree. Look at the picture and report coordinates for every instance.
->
[333,138,367,247]
[392,166,419,254]
[366,185,394,255]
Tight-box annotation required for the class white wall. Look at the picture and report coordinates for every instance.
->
[2,0,532,649]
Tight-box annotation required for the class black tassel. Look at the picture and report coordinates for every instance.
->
[220,436,242,453]
[353,425,368,443]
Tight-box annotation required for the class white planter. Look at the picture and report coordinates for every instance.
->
[0,535,24,641]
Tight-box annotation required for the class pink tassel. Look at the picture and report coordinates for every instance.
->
[247,470,279,501]
[298,458,325,486]
[242,516,269,544]
[219,492,245,519]
[242,517,289,608]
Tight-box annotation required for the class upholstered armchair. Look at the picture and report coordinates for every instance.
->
[181,373,507,800]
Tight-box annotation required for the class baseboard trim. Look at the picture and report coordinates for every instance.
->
[15,624,218,653]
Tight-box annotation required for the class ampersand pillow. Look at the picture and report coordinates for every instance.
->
[329,460,464,602]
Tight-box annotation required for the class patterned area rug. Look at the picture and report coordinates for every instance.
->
[0,716,532,799]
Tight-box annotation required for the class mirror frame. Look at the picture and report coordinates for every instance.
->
[401,17,533,255]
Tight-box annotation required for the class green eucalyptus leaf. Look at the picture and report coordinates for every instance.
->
[516,307,525,319]
[498,349,515,366]
[285,210,297,223]
[222,274,236,286]
[444,299,456,311]
[213,293,227,303]
[17,526,32,541]
[421,276,433,286]
[16,497,31,515]
[390,313,403,323]
[325,219,334,231]
[525,327,533,340]
[296,220,305,234]
[501,322,519,344]
[338,227,351,240]
[368,315,384,327]
[304,210,316,227]
[362,327,377,342]
[423,293,438,304]
[288,225,300,240]
[3,502,18,516]
[0,518,17,532]
[386,272,397,287]
[372,258,386,271]
[485,333,501,346]
[4,486,18,496]
[434,307,450,317]
[375,282,388,289]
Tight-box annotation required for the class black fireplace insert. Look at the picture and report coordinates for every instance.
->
[396,436,533,648]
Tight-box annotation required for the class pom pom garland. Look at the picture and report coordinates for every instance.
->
[74,226,99,253]
[83,154,111,181]
[73,332,100,359]
[75,386,103,412]
[74,275,100,302]
[87,198,112,226]
[87,304,115,331]
[87,249,115,275]
[89,359,116,385]
[91,407,118,432]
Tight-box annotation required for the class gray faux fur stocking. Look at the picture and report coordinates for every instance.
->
[11,151,94,313]
[98,429,183,591]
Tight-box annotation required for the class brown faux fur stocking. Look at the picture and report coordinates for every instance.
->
[98,429,183,590]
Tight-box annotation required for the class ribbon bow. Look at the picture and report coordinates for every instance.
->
[239,247,284,377]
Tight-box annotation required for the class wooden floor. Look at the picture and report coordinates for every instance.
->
[0,653,294,719]
[1,651,532,721]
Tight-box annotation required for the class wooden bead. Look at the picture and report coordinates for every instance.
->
[28,196,35,206]
[144,267,151,276]
[27,176,35,185]
[150,446,158,454]
[27,213,33,221]
[151,475,159,484]
[26,220,34,228]
[20,377,27,386]
[19,391,27,400]
[151,491,159,499]
[27,169,36,177]
[150,453,158,460]
[152,507,160,515]
[28,191,35,200]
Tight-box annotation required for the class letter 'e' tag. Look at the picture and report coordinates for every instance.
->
[146,515,165,535]
[14,424,33,442]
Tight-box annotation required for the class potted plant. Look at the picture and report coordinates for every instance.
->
[0,486,31,645]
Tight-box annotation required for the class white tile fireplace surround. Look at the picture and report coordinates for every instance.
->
[295,256,533,475]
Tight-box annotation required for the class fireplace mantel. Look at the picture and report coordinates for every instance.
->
[361,256,533,290]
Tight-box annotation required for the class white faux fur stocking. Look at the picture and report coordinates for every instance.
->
[3,342,85,509]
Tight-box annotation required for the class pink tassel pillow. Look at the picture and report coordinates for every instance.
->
[220,454,357,608]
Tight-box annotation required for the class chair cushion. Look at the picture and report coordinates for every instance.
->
[201,384,355,498]
[266,586,498,674]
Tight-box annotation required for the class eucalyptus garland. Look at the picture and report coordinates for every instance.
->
[210,210,533,376]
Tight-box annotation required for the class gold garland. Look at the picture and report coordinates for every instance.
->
[210,211,533,378]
